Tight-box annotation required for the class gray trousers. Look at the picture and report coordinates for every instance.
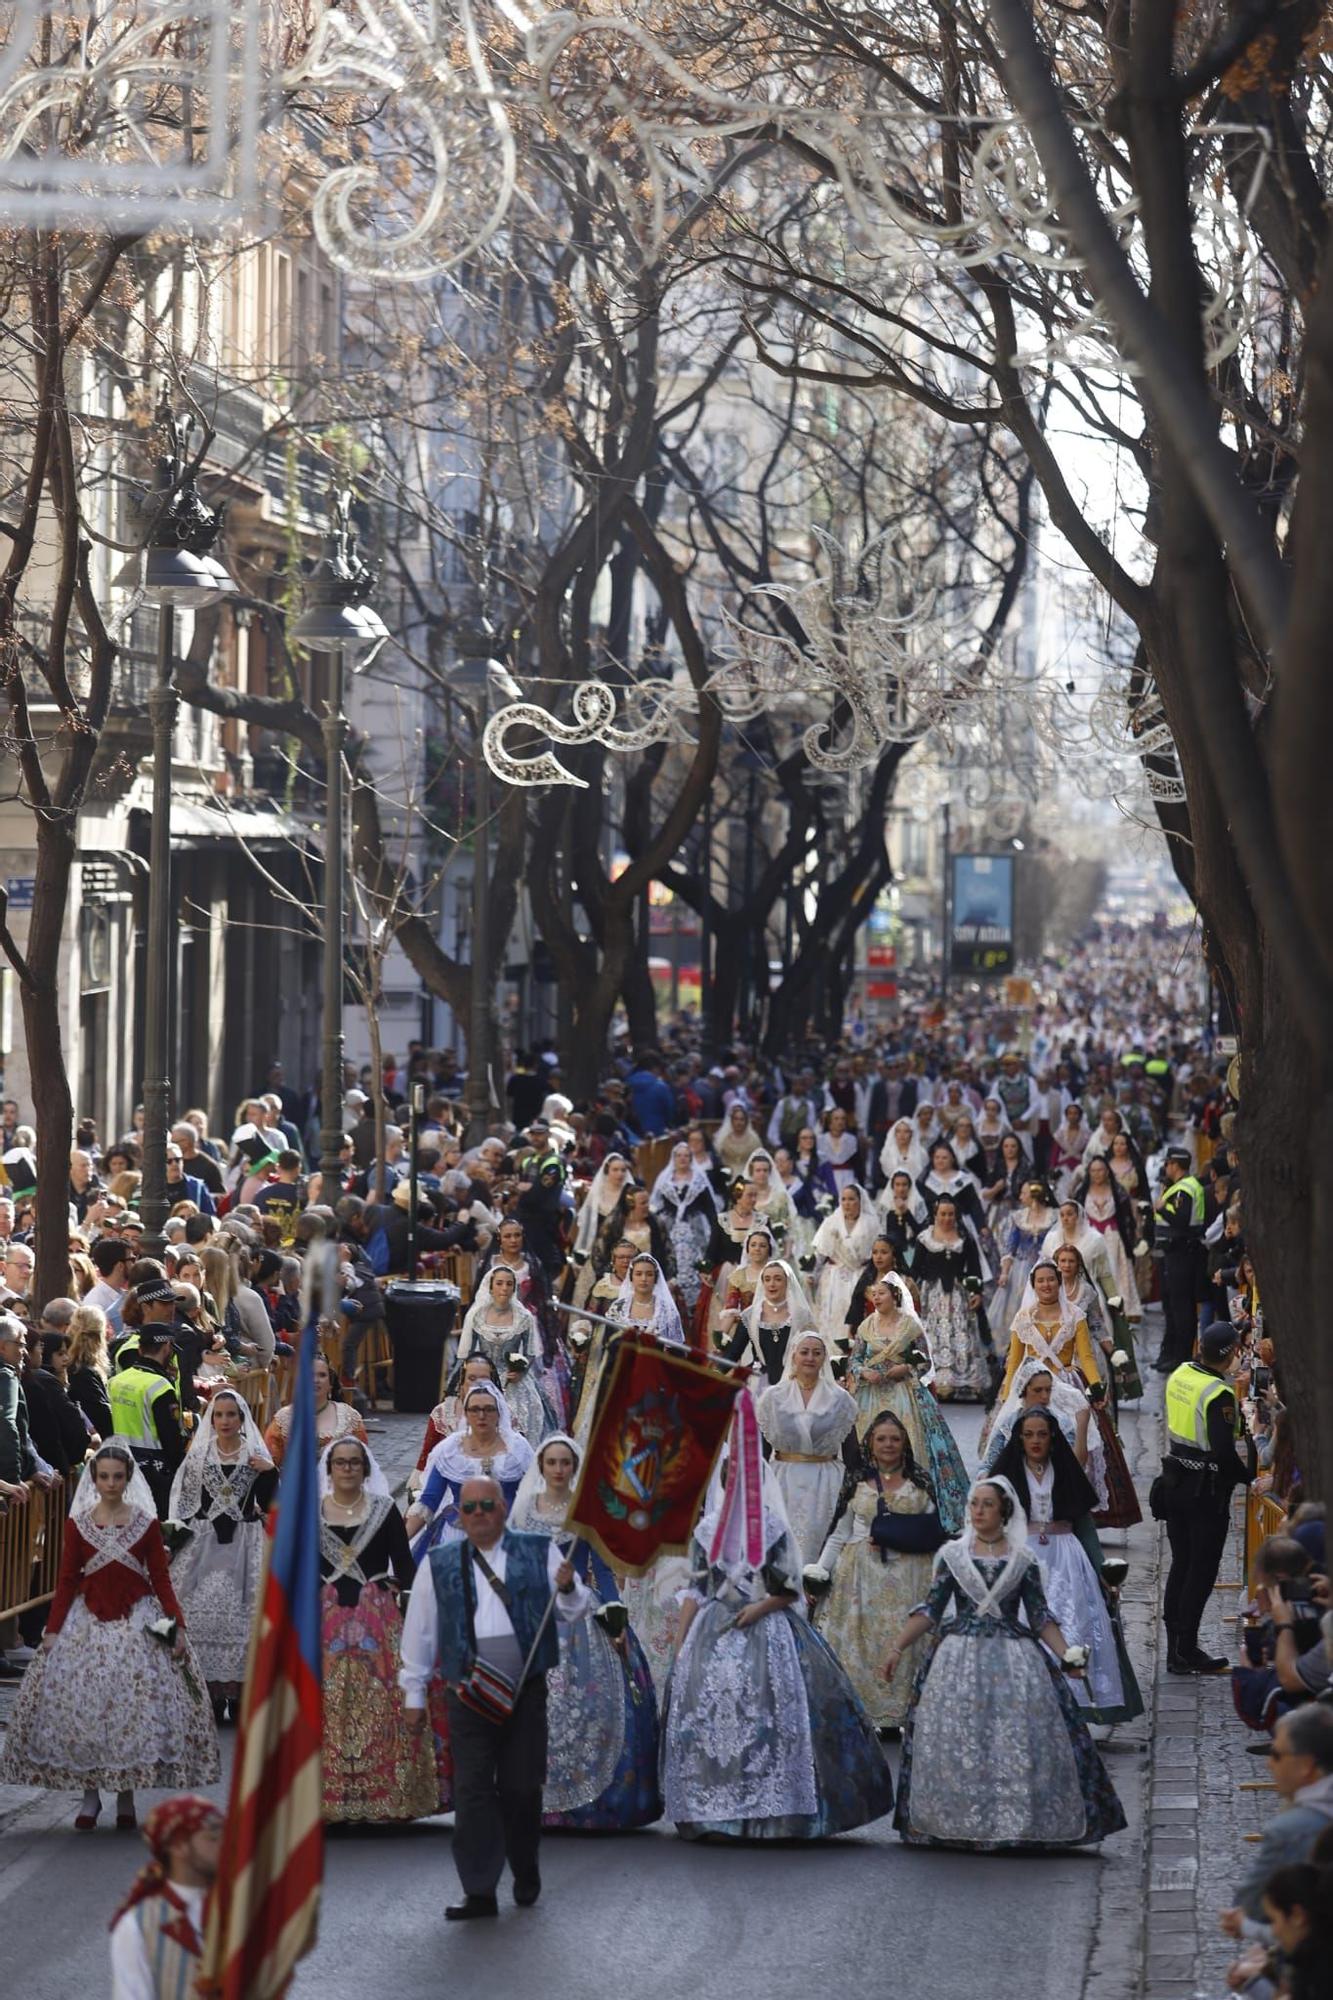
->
[444,1677,547,1899]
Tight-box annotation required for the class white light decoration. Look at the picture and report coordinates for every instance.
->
[0,0,265,228]
[480,526,1038,787]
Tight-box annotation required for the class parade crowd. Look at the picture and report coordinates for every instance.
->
[0,923,1330,1999]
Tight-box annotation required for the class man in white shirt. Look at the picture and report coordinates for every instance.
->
[82,1235,133,1336]
[401,1474,590,1920]
[109,1793,221,2000]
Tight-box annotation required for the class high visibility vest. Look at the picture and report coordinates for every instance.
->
[107,1365,173,1450]
[1145,1059,1170,1080]
[1165,1174,1205,1229]
[1165,1360,1234,1452]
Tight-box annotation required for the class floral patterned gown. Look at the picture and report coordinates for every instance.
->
[661,1524,894,1840]
[518,1512,662,1831]
[168,1455,276,1690]
[0,1509,219,1795]
[814,1481,938,1728]
[319,1501,450,1823]
[894,1549,1127,1850]
[845,1315,971,1534]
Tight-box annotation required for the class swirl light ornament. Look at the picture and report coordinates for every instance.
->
[0,0,264,227]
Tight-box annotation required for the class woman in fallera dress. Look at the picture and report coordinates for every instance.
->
[876,1172,926,1266]
[888,1476,1127,1851]
[456,1265,556,1445]
[717,1256,816,1385]
[996,1263,1141,1529]
[692,1179,762,1346]
[650,1144,717,1319]
[0,1441,219,1828]
[744,1148,796,1248]
[318,1439,447,1824]
[570,1153,634,1306]
[811,1184,880,1356]
[509,1434,662,1831]
[661,1399,894,1842]
[990,1410,1143,1726]
[845,1277,970,1533]
[407,1379,535,1556]
[810,1411,944,1731]
[912,1198,992,1401]
[263,1351,367,1468]
[166,1388,276,1722]
[711,1226,778,1352]
[756,1334,859,1565]
[990,1181,1060,1341]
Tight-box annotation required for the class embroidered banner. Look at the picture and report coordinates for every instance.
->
[567,1334,741,1576]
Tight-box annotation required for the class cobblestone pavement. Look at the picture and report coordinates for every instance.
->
[1139,1387,1265,2000]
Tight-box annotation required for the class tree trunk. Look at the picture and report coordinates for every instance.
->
[24,817,76,1306]
[621,912,659,1052]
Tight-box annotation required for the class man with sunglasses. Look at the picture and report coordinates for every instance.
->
[1219,1707,1333,1940]
[399,1474,590,1921]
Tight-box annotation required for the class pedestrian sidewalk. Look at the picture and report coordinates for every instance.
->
[1113,1326,1268,2000]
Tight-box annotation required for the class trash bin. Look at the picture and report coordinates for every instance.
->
[383,1281,460,1413]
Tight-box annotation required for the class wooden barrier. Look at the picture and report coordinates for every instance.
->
[422,1249,474,1305]
[0,1473,76,1620]
[271,1353,296,1413]
[230,1365,275,1429]
[357,1323,395,1411]
[634,1137,674,1189]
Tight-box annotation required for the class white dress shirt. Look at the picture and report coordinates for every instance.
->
[399,1534,591,1709]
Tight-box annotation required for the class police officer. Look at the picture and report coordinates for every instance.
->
[1156,1321,1255,1674]
[1153,1146,1205,1371]
[107,1279,186,1517]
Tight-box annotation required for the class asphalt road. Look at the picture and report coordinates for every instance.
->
[0,1404,1132,2000]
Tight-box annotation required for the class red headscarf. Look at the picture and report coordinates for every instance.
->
[109,1794,220,1942]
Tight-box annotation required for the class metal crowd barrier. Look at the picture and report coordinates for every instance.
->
[0,1472,76,1620]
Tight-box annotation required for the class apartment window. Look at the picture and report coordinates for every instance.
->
[274,252,292,376]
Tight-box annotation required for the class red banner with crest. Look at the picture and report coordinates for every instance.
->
[567,1334,741,1576]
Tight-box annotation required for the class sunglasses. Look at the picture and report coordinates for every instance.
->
[460,1498,498,1515]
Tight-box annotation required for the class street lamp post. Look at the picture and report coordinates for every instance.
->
[138,399,234,1260]
[291,491,388,1215]
[940,799,953,1004]
[453,616,498,1149]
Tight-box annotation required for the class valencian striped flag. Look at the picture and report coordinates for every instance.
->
[199,1274,324,1998]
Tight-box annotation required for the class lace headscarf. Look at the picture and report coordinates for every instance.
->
[651,1145,716,1214]
[168,1388,272,1521]
[509,1431,580,1534]
[71,1437,158,1528]
[935,1473,1033,1616]
[459,1266,540,1356]
[879,1118,928,1185]
[738,1259,816,1352]
[812,1184,880,1266]
[318,1433,393,1499]
[610,1254,684,1345]
[453,1376,521,1452]
[574,1153,633,1257]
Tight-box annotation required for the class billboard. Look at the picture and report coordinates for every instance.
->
[950,854,1015,977]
